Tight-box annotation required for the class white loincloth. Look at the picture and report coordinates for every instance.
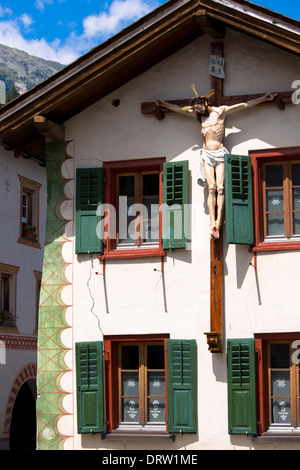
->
[197,147,229,186]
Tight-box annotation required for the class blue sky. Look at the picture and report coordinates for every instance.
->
[0,0,299,64]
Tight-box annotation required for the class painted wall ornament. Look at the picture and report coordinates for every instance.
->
[155,86,277,239]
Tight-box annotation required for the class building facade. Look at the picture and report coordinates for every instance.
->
[1,0,300,451]
[0,146,46,449]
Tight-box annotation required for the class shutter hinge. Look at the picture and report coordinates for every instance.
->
[161,173,163,182]
[103,177,107,182]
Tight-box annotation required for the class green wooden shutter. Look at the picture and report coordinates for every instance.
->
[75,168,103,254]
[162,161,188,250]
[167,339,197,433]
[75,341,105,434]
[224,154,253,244]
[227,338,257,435]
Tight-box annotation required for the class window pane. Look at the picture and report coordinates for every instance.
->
[148,371,165,395]
[293,188,300,211]
[121,346,139,369]
[147,345,164,369]
[148,398,166,423]
[292,164,300,186]
[267,189,284,212]
[293,213,300,236]
[143,199,159,242]
[266,213,284,236]
[122,398,139,422]
[272,399,291,424]
[119,175,135,197]
[266,165,283,187]
[143,174,159,196]
[271,371,290,396]
[122,372,139,396]
[271,343,290,368]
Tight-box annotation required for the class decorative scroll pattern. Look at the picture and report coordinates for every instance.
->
[36,142,74,450]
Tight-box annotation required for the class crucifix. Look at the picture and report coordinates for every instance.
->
[141,42,292,353]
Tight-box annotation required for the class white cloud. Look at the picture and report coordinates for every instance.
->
[0,0,159,64]
[83,0,155,37]
[0,5,12,17]
[35,0,53,12]
[19,13,34,28]
[0,19,77,63]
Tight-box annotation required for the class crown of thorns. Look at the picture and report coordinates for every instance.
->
[181,85,214,112]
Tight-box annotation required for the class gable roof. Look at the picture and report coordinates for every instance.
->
[1,0,300,165]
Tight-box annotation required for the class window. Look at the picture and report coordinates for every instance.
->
[117,172,160,248]
[75,159,189,258]
[227,334,300,437]
[75,336,197,436]
[262,162,300,240]
[102,159,164,259]
[251,147,300,251]
[34,271,42,332]
[118,342,165,426]
[0,263,19,328]
[224,148,300,250]
[267,341,297,427]
[18,175,41,248]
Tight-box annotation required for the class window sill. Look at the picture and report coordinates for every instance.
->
[103,428,175,441]
[250,241,300,252]
[17,236,41,249]
[253,430,300,442]
[100,248,165,260]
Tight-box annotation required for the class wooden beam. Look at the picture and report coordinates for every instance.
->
[195,10,225,38]
[34,115,65,141]
[141,91,292,115]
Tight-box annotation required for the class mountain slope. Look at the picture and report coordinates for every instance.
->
[0,43,65,100]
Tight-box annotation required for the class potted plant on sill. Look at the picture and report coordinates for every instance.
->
[0,310,15,326]
[22,225,37,240]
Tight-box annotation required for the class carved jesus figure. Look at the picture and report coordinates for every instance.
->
[155,91,277,239]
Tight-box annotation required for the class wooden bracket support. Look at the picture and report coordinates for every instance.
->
[34,115,65,142]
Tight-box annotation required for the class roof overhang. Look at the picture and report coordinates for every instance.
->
[0,0,299,165]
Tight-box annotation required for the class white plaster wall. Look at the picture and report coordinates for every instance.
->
[65,28,300,450]
[0,147,46,445]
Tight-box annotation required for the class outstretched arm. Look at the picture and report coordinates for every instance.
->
[155,99,197,118]
[222,92,278,116]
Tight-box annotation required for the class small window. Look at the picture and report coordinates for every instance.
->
[34,271,42,332]
[0,263,19,328]
[18,175,41,248]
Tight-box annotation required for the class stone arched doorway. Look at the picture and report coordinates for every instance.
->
[9,378,37,450]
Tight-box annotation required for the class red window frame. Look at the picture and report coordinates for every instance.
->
[100,158,165,260]
[103,334,169,433]
[251,147,300,252]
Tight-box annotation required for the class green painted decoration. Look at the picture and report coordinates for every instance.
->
[36,141,73,450]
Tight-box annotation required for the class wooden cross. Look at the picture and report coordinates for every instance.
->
[141,42,293,353]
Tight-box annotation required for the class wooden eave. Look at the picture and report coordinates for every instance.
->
[0,0,299,164]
